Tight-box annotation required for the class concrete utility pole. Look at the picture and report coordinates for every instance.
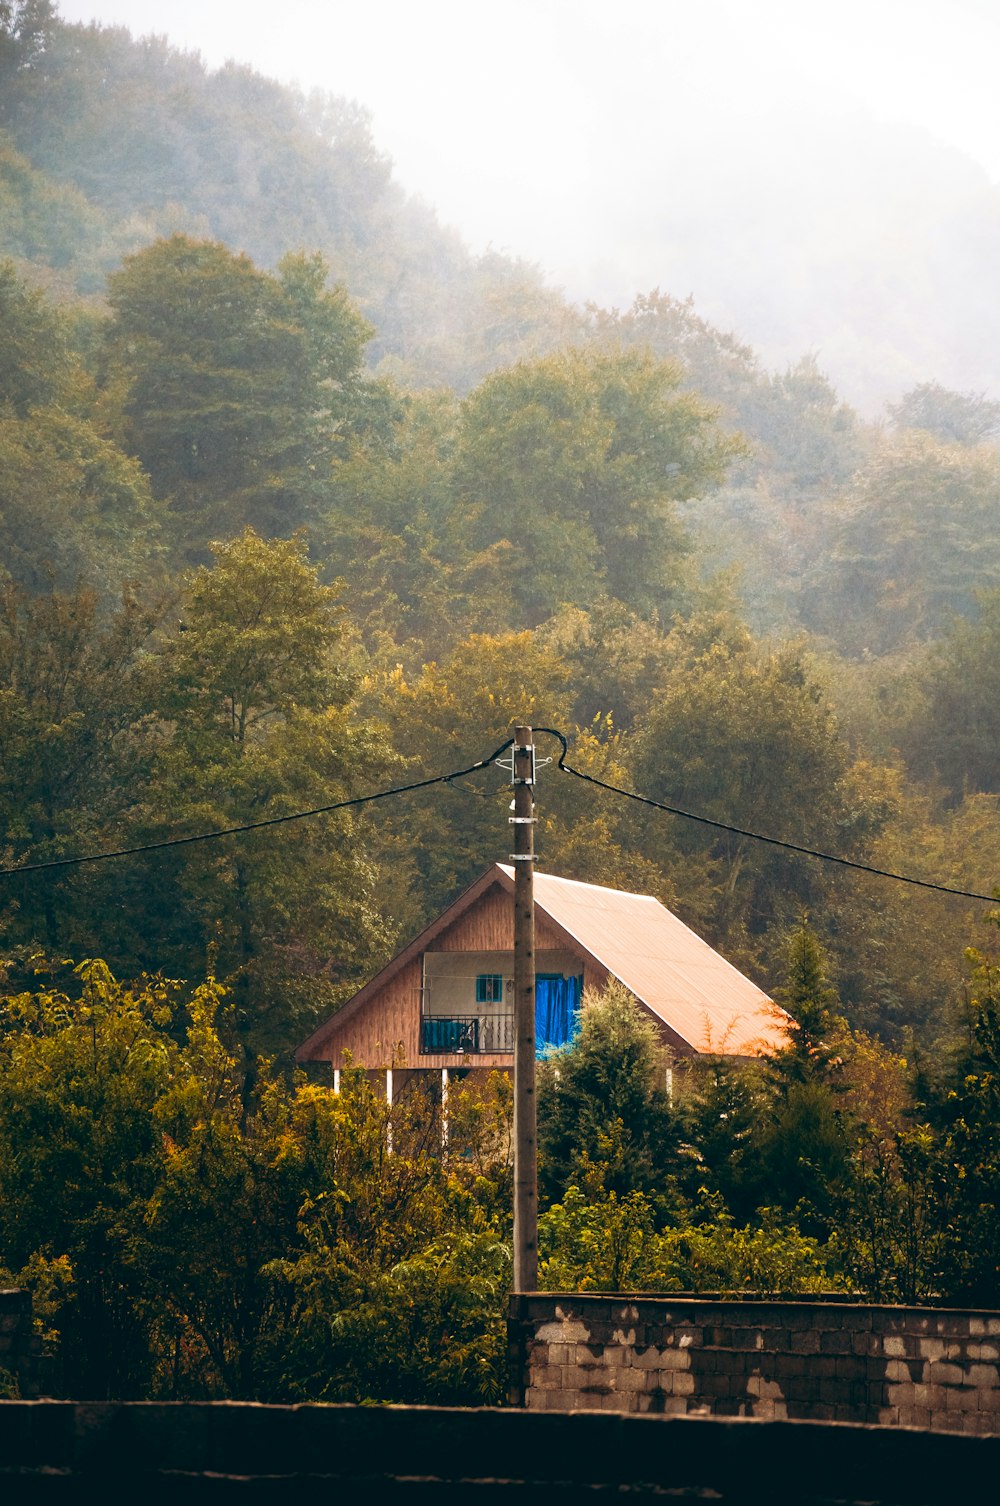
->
[511,724,538,1292]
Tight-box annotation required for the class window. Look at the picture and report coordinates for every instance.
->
[475,973,503,1004]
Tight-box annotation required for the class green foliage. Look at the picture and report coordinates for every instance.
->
[0,582,160,955]
[539,1186,843,1295]
[889,382,1000,447]
[806,433,1000,656]
[537,982,679,1206]
[105,236,374,551]
[0,958,182,1395]
[365,628,576,927]
[0,255,70,409]
[902,589,1000,799]
[0,964,512,1403]
[926,947,1000,1305]
[773,920,846,1083]
[131,529,396,1058]
[454,345,738,623]
[629,639,875,949]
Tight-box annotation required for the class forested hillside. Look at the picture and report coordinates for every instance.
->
[3,0,1000,1403]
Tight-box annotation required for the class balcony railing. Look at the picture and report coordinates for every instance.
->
[420,1013,514,1055]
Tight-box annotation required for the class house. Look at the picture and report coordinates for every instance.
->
[296,865,791,1087]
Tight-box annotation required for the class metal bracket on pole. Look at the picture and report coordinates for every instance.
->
[496,747,550,786]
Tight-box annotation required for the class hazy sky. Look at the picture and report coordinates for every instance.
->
[53,0,1000,305]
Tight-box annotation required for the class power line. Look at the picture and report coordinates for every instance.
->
[0,737,517,880]
[1,726,997,905]
[532,728,1000,907]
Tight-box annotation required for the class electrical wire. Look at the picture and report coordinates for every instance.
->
[0,737,516,880]
[532,728,1000,906]
[1,725,997,905]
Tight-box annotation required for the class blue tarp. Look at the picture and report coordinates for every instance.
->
[535,974,583,1055]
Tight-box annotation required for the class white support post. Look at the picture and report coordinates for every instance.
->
[332,1067,341,1095]
[441,1066,449,1152]
[385,1067,394,1155]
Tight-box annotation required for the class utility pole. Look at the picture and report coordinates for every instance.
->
[511,724,538,1292]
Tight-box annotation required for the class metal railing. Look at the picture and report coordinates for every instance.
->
[419,1013,514,1055]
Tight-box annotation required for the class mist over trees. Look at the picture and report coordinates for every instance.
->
[3,2,1000,1405]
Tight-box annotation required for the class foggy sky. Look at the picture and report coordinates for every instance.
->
[52,1,1000,407]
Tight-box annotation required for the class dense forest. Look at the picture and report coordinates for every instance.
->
[2,1,1000,1401]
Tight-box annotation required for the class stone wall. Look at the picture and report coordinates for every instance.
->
[0,1291,40,1399]
[509,1294,1000,1433]
[1,1400,1000,1502]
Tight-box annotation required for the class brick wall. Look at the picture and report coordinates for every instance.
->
[0,1290,41,1398]
[509,1294,1000,1434]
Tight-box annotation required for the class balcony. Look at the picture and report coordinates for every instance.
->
[419,1013,514,1055]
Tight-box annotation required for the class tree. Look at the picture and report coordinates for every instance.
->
[0,2,56,133]
[901,589,1000,799]
[0,403,161,593]
[925,946,1000,1305]
[131,529,397,1061]
[320,387,515,656]
[367,628,576,929]
[105,237,374,550]
[0,959,180,1397]
[806,432,1000,655]
[0,262,161,593]
[0,959,514,1404]
[453,346,739,623]
[628,636,869,948]
[888,381,1000,447]
[0,257,70,411]
[772,920,846,1084]
[0,582,160,957]
[536,981,679,1206]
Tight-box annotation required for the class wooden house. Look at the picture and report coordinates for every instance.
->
[296,865,791,1089]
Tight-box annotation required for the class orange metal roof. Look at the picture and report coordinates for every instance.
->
[503,866,791,1057]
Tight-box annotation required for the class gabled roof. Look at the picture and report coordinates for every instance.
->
[296,863,790,1060]
[506,867,789,1056]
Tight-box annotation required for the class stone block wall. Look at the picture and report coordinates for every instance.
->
[0,1291,41,1398]
[509,1294,1000,1434]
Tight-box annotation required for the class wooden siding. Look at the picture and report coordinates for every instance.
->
[307,882,594,1071]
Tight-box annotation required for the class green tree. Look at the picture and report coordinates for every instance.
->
[0,961,514,1404]
[537,981,679,1206]
[368,628,576,929]
[0,582,160,957]
[131,529,396,1062]
[927,946,1000,1305]
[888,381,1000,446]
[105,236,374,551]
[453,345,738,623]
[901,589,1000,799]
[0,2,56,133]
[772,920,846,1084]
[0,262,161,592]
[0,959,180,1397]
[806,432,1000,655]
[629,637,873,949]
[0,256,70,410]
